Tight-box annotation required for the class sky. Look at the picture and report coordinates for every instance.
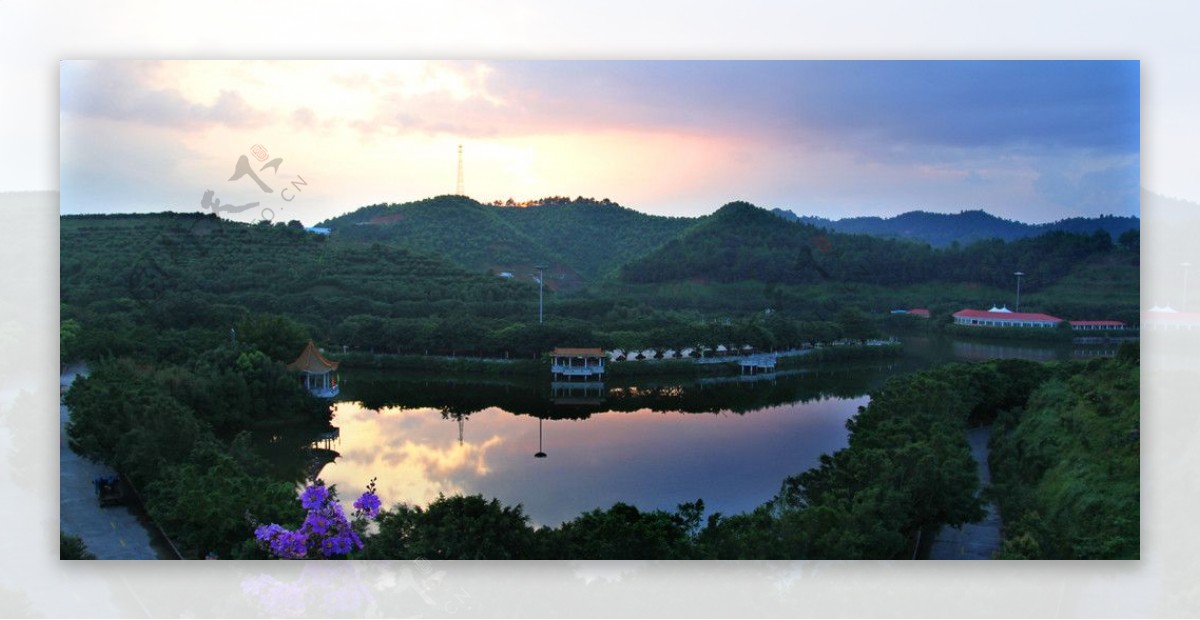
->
[59,60,1140,225]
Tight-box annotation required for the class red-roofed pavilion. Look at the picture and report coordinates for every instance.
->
[287,340,340,398]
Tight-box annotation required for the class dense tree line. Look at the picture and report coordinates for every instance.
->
[63,342,329,558]
[989,345,1140,559]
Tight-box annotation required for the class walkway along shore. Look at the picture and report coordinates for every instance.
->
[926,425,1003,560]
[60,363,172,560]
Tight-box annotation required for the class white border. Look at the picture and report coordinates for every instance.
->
[2,1,1195,617]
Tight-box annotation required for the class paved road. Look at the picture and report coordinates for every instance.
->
[927,425,1003,560]
[60,363,166,560]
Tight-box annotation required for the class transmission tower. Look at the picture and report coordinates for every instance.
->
[455,144,464,196]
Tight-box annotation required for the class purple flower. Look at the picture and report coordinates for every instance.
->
[271,531,308,559]
[320,531,362,557]
[353,491,382,518]
[256,523,309,559]
[303,511,331,536]
[299,484,329,511]
[255,523,285,542]
[254,478,381,559]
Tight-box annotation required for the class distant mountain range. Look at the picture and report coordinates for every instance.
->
[619,201,1134,295]
[315,196,1139,302]
[771,208,1139,248]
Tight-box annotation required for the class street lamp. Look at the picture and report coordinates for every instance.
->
[534,265,547,324]
[1014,272,1025,312]
[534,417,547,458]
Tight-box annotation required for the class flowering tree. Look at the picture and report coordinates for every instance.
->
[255,478,381,559]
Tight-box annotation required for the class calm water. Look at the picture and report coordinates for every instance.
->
[272,335,1125,526]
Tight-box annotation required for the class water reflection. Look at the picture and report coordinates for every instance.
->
[309,366,895,527]
[316,394,866,528]
[904,334,1128,364]
[342,363,895,421]
[271,335,1131,526]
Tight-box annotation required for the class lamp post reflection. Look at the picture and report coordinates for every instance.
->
[534,417,547,459]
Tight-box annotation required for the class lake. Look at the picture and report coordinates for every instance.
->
[278,335,1125,527]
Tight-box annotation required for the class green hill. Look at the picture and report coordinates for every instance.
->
[318,195,691,283]
[60,212,539,359]
[621,201,1133,293]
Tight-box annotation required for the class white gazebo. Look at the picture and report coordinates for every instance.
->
[550,347,606,381]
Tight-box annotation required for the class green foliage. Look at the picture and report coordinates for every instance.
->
[836,308,879,344]
[988,353,1140,559]
[543,502,696,559]
[236,313,310,362]
[619,202,1133,300]
[683,359,1048,559]
[60,212,535,359]
[60,531,96,560]
[64,359,208,489]
[320,195,691,281]
[1118,228,1139,253]
[63,348,330,557]
[145,439,303,559]
[60,318,81,364]
[363,494,536,560]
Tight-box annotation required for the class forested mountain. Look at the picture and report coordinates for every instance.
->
[773,208,1140,248]
[622,201,1136,295]
[318,195,691,281]
[497,197,692,280]
[60,213,539,359]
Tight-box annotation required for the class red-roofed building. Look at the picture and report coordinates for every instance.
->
[908,308,931,318]
[953,307,1063,328]
[1069,320,1127,331]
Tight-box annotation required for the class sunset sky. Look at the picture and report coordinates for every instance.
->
[60,60,1139,225]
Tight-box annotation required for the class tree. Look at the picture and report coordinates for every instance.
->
[365,494,536,560]
[60,319,81,364]
[146,439,302,559]
[60,532,96,560]
[547,502,692,559]
[236,313,311,363]
[1117,228,1139,253]
[836,309,879,344]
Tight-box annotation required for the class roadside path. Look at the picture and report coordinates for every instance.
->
[60,363,164,560]
[927,425,1003,559]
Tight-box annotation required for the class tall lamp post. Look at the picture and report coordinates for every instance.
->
[1014,271,1025,312]
[535,265,547,324]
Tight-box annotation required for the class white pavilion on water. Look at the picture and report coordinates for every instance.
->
[287,340,339,398]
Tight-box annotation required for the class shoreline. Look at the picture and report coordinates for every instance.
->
[331,343,904,378]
